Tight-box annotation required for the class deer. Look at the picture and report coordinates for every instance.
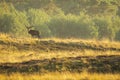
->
[26,26,41,38]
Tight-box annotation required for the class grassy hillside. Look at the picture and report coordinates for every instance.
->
[0,34,120,79]
[0,33,120,63]
[0,0,120,79]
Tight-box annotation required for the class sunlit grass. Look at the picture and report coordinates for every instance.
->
[0,33,120,47]
[0,33,120,63]
[0,33,38,45]
[0,50,120,63]
[0,72,120,80]
[0,33,120,79]
[0,33,10,39]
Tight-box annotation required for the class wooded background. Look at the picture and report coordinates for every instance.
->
[0,0,120,41]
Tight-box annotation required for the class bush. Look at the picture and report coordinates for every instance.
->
[27,9,51,37]
[48,12,98,39]
[115,30,120,41]
[93,16,116,40]
[0,4,29,37]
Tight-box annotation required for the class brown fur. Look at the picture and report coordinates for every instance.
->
[26,26,41,38]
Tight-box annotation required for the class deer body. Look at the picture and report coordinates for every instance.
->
[28,30,41,38]
[26,26,41,38]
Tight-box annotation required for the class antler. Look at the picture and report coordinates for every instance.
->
[25,25,33,30]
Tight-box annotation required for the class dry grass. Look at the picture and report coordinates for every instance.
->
[0,33,120,79]
[0,72,120,80]
[0,50,120,63]
[0,33,120,63]
[0,33,120,47]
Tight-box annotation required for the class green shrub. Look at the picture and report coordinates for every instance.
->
[0,4,29,37]
[48,12,98,39]
[93,16,116,40]
[27,9,51,37]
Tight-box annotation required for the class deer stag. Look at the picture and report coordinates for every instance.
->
[26,26,41,38]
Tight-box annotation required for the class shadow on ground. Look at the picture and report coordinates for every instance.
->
[0,55,120,74]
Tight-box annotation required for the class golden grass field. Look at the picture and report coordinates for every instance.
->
[0,72,120,80]
[0,33,120,80]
